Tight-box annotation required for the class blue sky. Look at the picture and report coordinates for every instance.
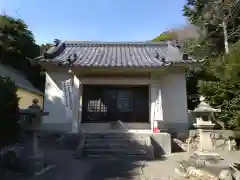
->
[0,0,187,44]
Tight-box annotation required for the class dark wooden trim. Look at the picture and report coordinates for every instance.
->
[80,122,151,130]
[79,72,151,78]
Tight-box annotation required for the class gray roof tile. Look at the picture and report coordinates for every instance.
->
[41,41,197,68]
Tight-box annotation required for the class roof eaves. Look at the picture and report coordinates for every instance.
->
[170,59,202,69]
[39,58,200,68]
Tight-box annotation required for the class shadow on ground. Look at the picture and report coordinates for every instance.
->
[79,132,167,180]
[1,132,168,180]
[85,160,146,180]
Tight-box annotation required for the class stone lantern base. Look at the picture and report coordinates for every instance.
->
[193,123,215,152]
[20,137,54,176]
[198,129,214,152]
[23,157,54,176]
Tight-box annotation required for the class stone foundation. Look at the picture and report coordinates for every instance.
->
[172,130,239,152]
[157,121,189,137]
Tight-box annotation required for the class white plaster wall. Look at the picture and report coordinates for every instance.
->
[43,75,152,133]
[80,72,188,134]
[42,72,74,132]
[161,70,189,134]
[42,71,188,134]
[47,72,72,87]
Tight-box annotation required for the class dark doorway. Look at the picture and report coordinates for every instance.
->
[82,85,149,123]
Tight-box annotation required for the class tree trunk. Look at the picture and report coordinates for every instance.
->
[222,20,229,54]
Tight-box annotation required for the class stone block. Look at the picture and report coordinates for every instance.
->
[187,166,218,180]
[162,122,189,138]
[234,131,240,138]
[230,163,240,180]
[189,130,198,137]
[150,133,171,158]
[188,129,240,152]
[172,138,188,152]
[57,133,83,150]
[74,135,86,159]
[199,129,215,151]
[219,169,233,180]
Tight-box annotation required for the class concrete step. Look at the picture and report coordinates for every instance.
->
[82,133,153,159]
[84,142,148,149]
[85,138,147,145]
[83,153,153,160]
[83,148,148,156]
[85,133,149,139]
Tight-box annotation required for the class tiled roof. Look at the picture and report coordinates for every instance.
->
[40,41,198,68]
[0,64,43,95]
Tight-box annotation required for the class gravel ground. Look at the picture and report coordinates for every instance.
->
[2,148,92,180]
[2,148,240,180]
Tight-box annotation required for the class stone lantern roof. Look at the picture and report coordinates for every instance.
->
[192,96,221,113]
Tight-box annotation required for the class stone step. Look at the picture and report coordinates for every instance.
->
[83,148,148,156]
[83,154,153,160]
[82,133,153,159]
[84,142,147,149]
[85,133,149,139]
[85,138,147,145]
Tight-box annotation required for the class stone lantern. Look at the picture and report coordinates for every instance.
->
[20,99,53,176]
[191,96,221,152]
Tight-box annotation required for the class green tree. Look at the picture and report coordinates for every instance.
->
[183,0,240,129]
[183,0,240,55]
[0,77,20,146]
[199,42,240,129]
[0,15,39,61]
[152,31,178,41]
[0,15,44,91]
[40,43,52,55]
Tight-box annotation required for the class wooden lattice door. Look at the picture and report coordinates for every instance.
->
[82,85,148,123]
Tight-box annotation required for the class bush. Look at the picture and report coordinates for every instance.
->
[0,77,20,147]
